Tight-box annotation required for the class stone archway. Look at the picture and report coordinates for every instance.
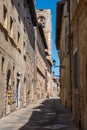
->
[6,62,13,114]
[6,69,11,114]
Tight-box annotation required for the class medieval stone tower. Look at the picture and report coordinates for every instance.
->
[36,9,53,97]
[36,9,52,62]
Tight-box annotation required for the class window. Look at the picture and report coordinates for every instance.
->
[18,16,21,23]
[23,42,26,55]
[3,5,7,29]
[13,66,15,78]
[2,57,5,72]
[38,16,46,28]
[17,32,21,51]
[10,16,13,37]
[23,42,26,60]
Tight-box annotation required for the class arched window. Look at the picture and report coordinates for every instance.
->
[7,69,11,88]
[38,16,46,28]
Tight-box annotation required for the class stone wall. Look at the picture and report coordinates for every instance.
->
[70,0,87,129]
[57,2,71,109]
[36,10,52,97]
[36,28,47,100]
[0,0,35,117]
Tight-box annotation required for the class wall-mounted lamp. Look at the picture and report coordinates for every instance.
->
[52,59,65,69]
[53,71,55,76]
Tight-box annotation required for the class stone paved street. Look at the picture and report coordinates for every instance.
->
[0,98,79,130]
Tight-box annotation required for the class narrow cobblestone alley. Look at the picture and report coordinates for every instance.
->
[0,98,79,130]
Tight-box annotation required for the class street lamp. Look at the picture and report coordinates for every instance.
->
[52,59,56,66]
[52,59,65,69]
[53,71,55,76]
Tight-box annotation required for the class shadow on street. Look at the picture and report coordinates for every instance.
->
[19,99,78,130]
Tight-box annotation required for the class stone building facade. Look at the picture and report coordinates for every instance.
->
[0,0,36,117]
[70,0,87,129]
[0,0,52,118]
[36,10,53,97]
[34,26,48,100]
[56,0,87,130]
[56,1,71,110]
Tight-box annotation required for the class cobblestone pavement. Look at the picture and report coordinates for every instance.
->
[0,98,79,130]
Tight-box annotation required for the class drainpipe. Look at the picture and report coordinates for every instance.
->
[76,10,81,130]
[34,27,37,98]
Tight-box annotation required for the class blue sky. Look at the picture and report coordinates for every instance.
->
[36,0,60,77]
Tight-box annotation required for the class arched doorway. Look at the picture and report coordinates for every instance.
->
[24,77,27,106]
[16,78,20,108]
[6,69,11,114]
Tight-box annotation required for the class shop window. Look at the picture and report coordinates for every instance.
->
[3,5,7,29]
[7,69,11,105]
[2,57,5,72]
[10,16,13,38]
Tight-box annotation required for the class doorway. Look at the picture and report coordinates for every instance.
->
[24,78,27,106]
[6,69,11,114]
[16,79,20,108]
